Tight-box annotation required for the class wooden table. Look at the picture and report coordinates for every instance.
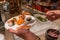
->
[38,19,60,40]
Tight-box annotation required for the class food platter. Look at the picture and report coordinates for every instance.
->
[5,14,36,30]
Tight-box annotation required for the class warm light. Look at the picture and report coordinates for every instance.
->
[0,0,6,4]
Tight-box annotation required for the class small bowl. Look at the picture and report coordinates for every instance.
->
[45,29,60,40]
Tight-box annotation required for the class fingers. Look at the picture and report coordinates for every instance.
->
[18,29,30,34]
[46,12,55,16]
[8,28,30,34]
[8,28,35,39]
[8,28,18,34]
[46,11,59,21]
[46,12,56,18]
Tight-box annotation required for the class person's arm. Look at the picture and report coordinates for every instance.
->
[46,10,60,21]
[8,29,37,40]
[24,32,37,40]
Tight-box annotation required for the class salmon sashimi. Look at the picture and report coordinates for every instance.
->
[17,26,31,30]
[16,17,25,25]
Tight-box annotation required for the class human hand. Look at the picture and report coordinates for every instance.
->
[46,10,60,21]
[8,28,37,40]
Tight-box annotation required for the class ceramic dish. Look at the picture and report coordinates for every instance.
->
[5,15,36,30]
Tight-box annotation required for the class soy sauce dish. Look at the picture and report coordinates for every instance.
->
[45,29,60,40]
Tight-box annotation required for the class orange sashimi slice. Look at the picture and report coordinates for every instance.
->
[21,11,30,19]
[17,26,31,30]
[22,11,30,16]
[16,17,25,25]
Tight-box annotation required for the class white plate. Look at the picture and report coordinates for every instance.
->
[5,15,36,30]
[0,34,4,40]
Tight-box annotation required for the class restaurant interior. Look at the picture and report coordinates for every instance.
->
[0,0,60,40]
